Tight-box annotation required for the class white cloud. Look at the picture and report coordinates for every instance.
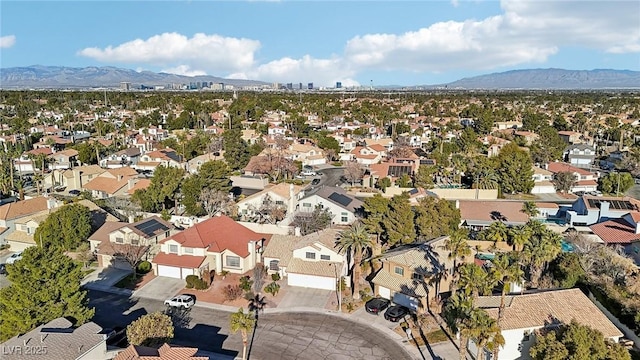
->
[161,65,206,77]
[78,32,260,73]
[0,35,16,48]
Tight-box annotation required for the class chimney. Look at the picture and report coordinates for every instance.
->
[599,201,610,222]
[635,220,640,235]
[46,198,57,210]
[294,227,301,236]
[128,178,135,190]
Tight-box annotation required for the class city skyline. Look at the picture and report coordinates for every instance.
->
[1,1,639,87]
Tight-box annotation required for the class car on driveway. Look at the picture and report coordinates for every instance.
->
[365,297,391,315]
[311,178,321,186]
[384,305,410,322]
[6,252,23,264]
[69,189,81,196]
[164,294,195,309]
[0,264,6,275]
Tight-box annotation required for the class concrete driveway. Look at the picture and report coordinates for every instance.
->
[133,276,185,301]
[350,306,403,330]
[278,286,333,309]
[81,267,131,289]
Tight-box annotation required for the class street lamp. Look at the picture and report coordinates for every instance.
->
[330,263,342,313]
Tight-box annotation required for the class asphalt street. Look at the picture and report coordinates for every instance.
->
[88,290,414,360]
[304,167,346,197]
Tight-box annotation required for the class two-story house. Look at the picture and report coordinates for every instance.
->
[546,162,598,193]
[237,183,304,223]
[44,165,106,192]
[152,215,269,279]
[297,186,363,226]
[88,216,174,269]
[48,149,79,170]
[287,143,326,167]
[530,166,556,194]
[350,146,384,165]
[563,144,596,169]
[0,197,59,249]
[83,167,139,199]
[99,147,141,169]
[558,130,583,144]
[262,228,346,291]
[135,148,183,172]
[372,236,455,313]
[590,211,640,264]
[566,195,640,227]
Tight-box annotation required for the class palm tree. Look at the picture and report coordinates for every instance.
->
[248,293,266,320]
[457,263,496,300]
[521,223,562,288]
[490,253,524,323]
[521,201,539,219]
[443,228,472,294]
[507,225,531,252]
[229,308,256,360]
[468,309,505,360]
[482,221,509,244]
[335,223,374,300]
[443,292,474,360]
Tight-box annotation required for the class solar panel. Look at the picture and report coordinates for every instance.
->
[134,219,170,237]
[328,192,353,207]
[388,165,412,177]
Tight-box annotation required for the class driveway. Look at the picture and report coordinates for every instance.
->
[133,276,185,301]
[81,267,131,289]
[350,306,402,330]
[278,286,333,309]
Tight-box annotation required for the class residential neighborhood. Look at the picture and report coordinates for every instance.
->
[1,89,639,360]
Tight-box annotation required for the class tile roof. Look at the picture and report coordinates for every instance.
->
[535,202,559,209]
[0,318,105,360]
[532,166,553,175]
[305,186,364,213]
[0,197,49,221]
[114,343,208,360]
[127,179,151,194]
[589,218,640,244]
[458,200,530,225]
[372,268,428,298]
[98,242,149,257]
[161,215,269,257]
[83,176,130,194]
[286,258,342,277]
[152,252,206,268]
[89,221,128,243]
[263,228,342,266]
[5,229,36,244]
[480,289,623,338]
[547,162,593,176]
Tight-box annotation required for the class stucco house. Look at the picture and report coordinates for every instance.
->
[262,228,346,291]
[546,162,598,193]
[151,215,270,279]
[83,167,139,199]
[297,186,363,226]
[530,166,555,194]
[0,197,59,248]
[48,148,79,170]
[472,288,623,360]
[237,183,305,223]
[563,144,596,169]
[135,148,183,172]
[371,236,455,313]
[566,195,640,226]
[99,147,141,169]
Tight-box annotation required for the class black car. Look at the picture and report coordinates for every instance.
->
[104,326,127,347]
[0,263,6,275]
[365,297,391,315]
[384,305,410,322]
[69,189,81,196]
[311,178,321,186]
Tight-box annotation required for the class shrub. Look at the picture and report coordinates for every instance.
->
[224,285,243,301]
[271,273,281,282]
[136,261,152,274]
[264,282,281,296]
[194,278,209,290]
[239,276,253,292]
[185,275,199,289]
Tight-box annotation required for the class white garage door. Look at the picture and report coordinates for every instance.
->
[7,241,32,252]
[378,286,391,299]
[157,265,181,279]
[393,292,419,312]
[181,268,194,280]
[288,273,335,290]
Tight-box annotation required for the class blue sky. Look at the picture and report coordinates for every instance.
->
[1,1,639,86]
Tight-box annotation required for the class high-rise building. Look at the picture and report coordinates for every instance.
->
[286,83,293,90]
[308,83,313,90]
[336,82,342,89]
[120,82,131,91]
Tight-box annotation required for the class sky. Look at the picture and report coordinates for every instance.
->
[1,1,639,87]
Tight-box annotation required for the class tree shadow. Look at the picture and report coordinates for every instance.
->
[173,323,238,358]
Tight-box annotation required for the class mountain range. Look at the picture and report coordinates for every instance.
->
[0,65,639,90]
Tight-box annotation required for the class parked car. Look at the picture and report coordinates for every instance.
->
[573,191,585,196]
[0,263,6,275]
[301,170,317,176]
[384,305,410,322]
[365,297,391,315]
[104,326,127,347]
[69,189,81,196]
[311,178,321,186]
[6,252,23,264]
[164,294,195,308]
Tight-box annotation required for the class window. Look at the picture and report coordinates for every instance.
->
[116,237,124,244]
[305,252,316,259]
[275,200,284,205]
[269,260,280,271]
[131,239,139,245]
[226,256,241,268]
[341,212,348,222]
[320,255,330,261]
[169,244,178,253]
[412,273,424,281]
[394,266,404,276]
[303,203,311,208]
[183,247,193,254]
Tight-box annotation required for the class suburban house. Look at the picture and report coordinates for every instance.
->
[152,215,270,279]
[262,228,346,291]
[114,344,207,360]
[530,166,556,194]
[371,236,454,313]
[88,216,174,269]
[546,162,598,193]
[286,143,326,167]
[563,144,596,169]
[297,186,363,225]
[590,211,640,264]
[186,152,225,174]
[513,130,539,146]
[236,183,305,223]
[45,164,106,191]
[558,130,583,144]
[566,195,640,226]
[135,148,183,172]
[350,146,384,165]
[6,199,118,252]
[472,288,623,360]
[13,148,53,173]
[0,197,58,245]
[0,317,112,360]
[83,167,139,199]
[48,148,79,170]
[458,200,530,231]
[365,161,415,188]
[99,147,141,169]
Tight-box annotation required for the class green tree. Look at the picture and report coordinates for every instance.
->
[598,172,634,195]
[443,228,472,294]
[414,166,435,189]
[0,246,94,341]
[552,171,576,194]
[496,142,534,194]
[458,263,495,300]
[490,253,524,331]
[361,194,390,252]
[181,160,232,216]
[382,193,416,246]
[315,134,341,155]
[132,165,185,212]
[468,309,505,360]
[336,223,374,300]
[481,221,509,243]
[396,174,413,188]
[414,197,461,240]
[33,203,92,251]
[126,312,174,348]
[530,320,631,360]
[443,292,475,360]
[548,252,586,288]
[375,177,392,191]
[521,201,539,218]
[521,220,562,288]
[223,129,250,170]
[230,308,256,360]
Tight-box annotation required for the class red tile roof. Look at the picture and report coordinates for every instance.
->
[590,218,640,244]
[547,162,593,176]
[161,215,269,257]
[152,252,206,268]
[458,200,529,224]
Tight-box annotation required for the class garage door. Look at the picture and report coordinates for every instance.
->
[393,292,419,312]
[378,286,391,299]
[7,241,32,252]
[181,268,194,280]
[157,265,181,279]
[288,273,335,290]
